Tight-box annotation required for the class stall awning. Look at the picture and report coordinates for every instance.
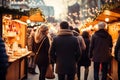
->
[85,4,120,27]
[20,13,45,22]
[20,8,45,22]
[95,8,120,23]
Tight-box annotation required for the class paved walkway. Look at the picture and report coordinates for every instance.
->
[28,63,94,80]
[27,60,116,80]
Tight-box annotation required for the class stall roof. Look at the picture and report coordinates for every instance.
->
[20,13,45,22]
[95,7,120,23]
[12,19,27,25]
[20,8,45,22]
[85,4,120,27]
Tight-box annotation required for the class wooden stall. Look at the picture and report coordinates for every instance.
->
[108,22,120,80]
[0,6,46,80]
[80,4,120,79]
[2,14,31,80]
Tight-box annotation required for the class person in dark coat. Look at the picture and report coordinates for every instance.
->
[49,21,81,80]
[114,30,120,80]
[73,28,86,50]
[0,37,8,80]
[34,25,50,80]
[77,31,91,80]
[89,22,113,80]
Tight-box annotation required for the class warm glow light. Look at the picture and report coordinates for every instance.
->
[105,18,109,22]
[26,19,31,23]
[31,22,35,26]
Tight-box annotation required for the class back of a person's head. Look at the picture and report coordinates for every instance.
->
[60,21,69,29]
[73,28,80,33]
[82,31,89,38]
[40,24,49,32]
[34,24,48,43]
[69,26,73,30]
[98,22,107,30]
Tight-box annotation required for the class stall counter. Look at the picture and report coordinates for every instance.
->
[6,51,31,80]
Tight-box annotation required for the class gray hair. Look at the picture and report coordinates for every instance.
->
[98,22,107,29]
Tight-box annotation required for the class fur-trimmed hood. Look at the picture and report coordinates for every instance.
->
[57,29,73,36]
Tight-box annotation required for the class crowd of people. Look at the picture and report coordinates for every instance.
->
[26,21,120,80]
[0,21,120,80]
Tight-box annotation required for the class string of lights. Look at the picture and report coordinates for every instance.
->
[1,0,120,26]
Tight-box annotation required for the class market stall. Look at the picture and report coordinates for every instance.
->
[78,2,120,79]
[2,14,31,80]
[83,4,120,80]
[0,6,46,80]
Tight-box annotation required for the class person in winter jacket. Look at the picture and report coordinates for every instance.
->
[89,22,113,80]
[0,37,8,80]
[73,28,86,50]
[34,25,50,80]
[49,21,81,80]
[77,31,91,80]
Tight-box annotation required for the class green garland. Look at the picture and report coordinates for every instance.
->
[92,2,120,21]
[101,2,120,11]
[0,6,45,17]
[0,6,27,15]
[0,6,45,21]
[28,8,44,16]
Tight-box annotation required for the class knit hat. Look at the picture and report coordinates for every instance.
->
[98,22,107,29]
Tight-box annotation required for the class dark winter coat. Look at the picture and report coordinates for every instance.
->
[34,36,50,67]
[89,29,113,62]
[0,38,8,68]
[50,29,81,74]
[78,36,91,67]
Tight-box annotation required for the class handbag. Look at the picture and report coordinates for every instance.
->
[45,64,55,79]
[35,37,46,63]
